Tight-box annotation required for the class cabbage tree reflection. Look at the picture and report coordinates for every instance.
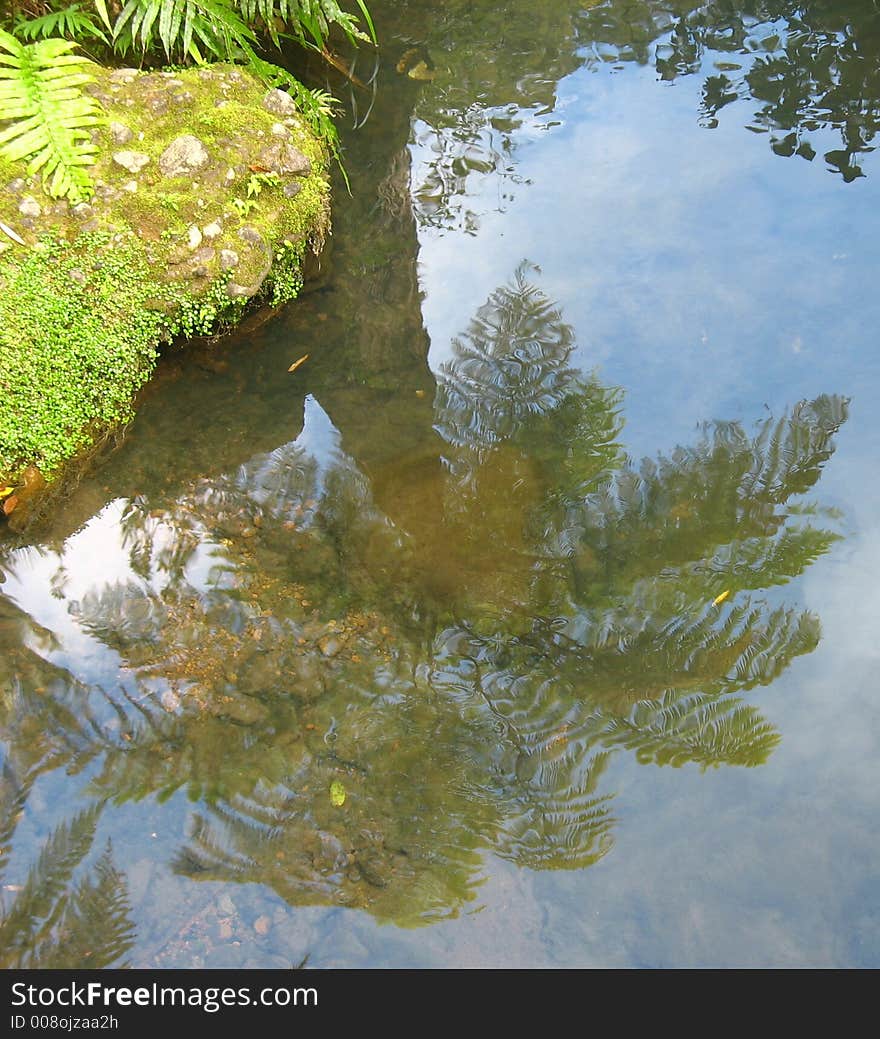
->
[2,266,847,924]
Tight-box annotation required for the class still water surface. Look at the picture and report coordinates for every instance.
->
[2,0,879,967]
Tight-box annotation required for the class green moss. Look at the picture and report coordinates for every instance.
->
[0,233,164,477]
[0,63,331,489]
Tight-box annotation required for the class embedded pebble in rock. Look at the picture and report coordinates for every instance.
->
[18,197,41,218]
[113,150,150,173]
[219,249,239,270]
[254,916,271,936]
[225,167,236,183]
[122,180,138,193]
[187,225,203,250]
[109,67,139,83]
[239,225,269,251]
[190,245,216,267]
[283,182,302,199]
[227,281,258,298]
[72,203,94,219]
[109,121,133,144]
[69,269,87,286]
[263,88,298,117]
[7,178,25,193]
[202,221,222,239]
[257,140,311,178]
[218,894,235,915]
[159,134,209,177]
[218,920,234,941]
[271,122,289,137]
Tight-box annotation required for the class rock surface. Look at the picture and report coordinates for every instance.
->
[0,62,331,515]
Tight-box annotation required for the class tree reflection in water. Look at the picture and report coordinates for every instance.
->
[394,0,880,234]
[0,265,848,928]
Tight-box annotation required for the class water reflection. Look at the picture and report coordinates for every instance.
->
[0,790,134,969]
[387,0,880,235]
[575,0,880,180]
[0,266,848,932]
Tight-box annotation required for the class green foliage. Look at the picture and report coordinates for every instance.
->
[0,0,375,186]
[13,5,109,44]
[234,0,376,49]
[246,169,280,196]
[102,0,257,63]
[268,237,304,305]
[168,271,249,338]
[230,194,258,216]
[91,0,374,62]
[0,29,105,202]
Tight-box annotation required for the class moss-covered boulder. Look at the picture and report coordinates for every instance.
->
[0,63,330,522]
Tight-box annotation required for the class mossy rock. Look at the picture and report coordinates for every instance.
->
[0,63,331,526]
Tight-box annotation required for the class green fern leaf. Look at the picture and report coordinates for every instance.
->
[14,7,109,45]
[0,32,105,203]
[113,0,256,63]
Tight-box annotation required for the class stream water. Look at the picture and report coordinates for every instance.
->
[1,0,879,967]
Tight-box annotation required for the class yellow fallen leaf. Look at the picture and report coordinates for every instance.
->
[287,353,309,373]
[329,780,346,807]
[712,589,731,606]
[0,487,14,499]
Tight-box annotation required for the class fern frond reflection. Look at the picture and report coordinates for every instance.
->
[0,800,135,969]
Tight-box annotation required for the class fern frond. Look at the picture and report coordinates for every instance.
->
[246,53,346,184]
[233,0,374,49]
[112,0,256,62]
[14,6,109,44]
[0,31,105,202]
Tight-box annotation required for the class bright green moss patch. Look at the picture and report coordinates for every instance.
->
[0,233,163,476]
[0,63,331,492]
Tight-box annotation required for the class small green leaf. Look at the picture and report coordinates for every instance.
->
[329,780,346,807]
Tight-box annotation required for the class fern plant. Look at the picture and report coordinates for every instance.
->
[13,4,109,44]
[234,0,376,49]
[96,0,257,63]
[92,0,374,62]
[0,28,105,202]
